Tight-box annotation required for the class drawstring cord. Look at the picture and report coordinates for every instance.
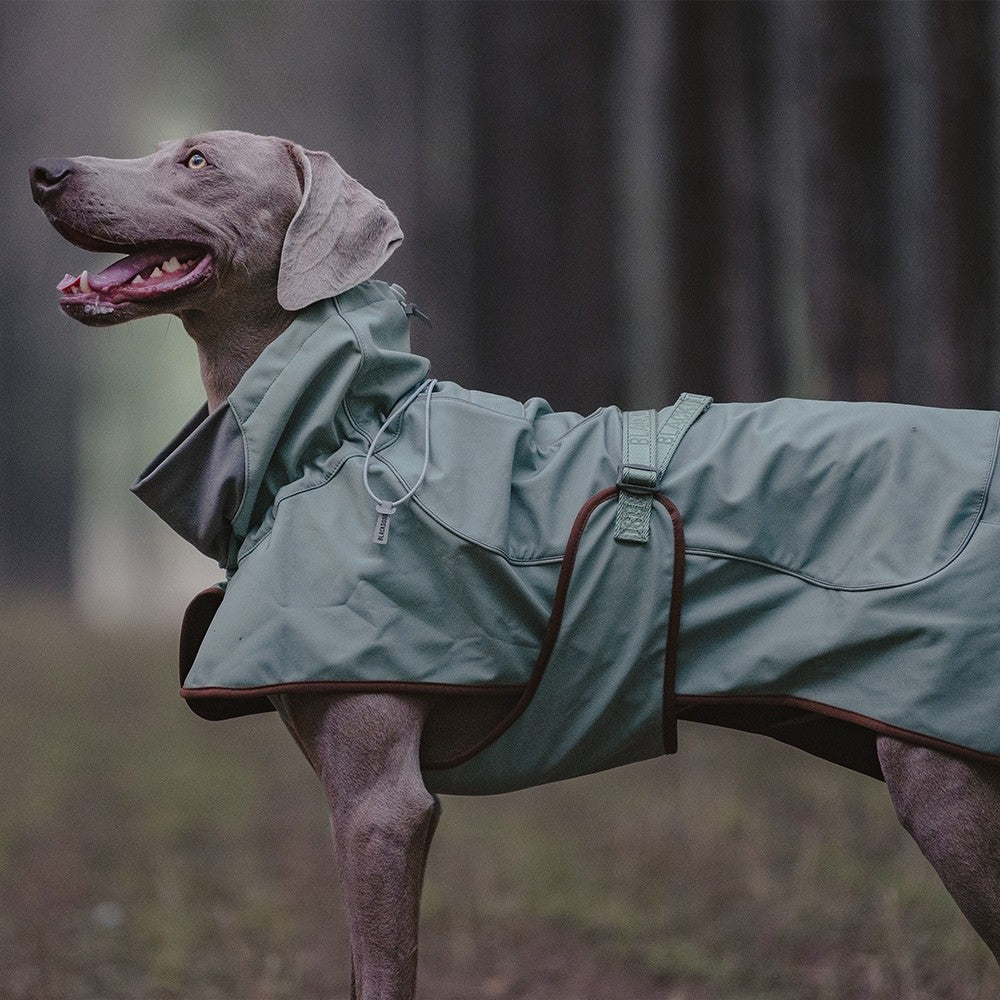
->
[363,377,437,544]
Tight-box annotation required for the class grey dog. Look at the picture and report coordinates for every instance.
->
[30,130,1000,998]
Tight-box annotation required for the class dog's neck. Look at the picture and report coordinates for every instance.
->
[180,302,296,411]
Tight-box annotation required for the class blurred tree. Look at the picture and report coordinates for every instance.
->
[932,0,998,409]
[465,0,623,413]
[2,5,83,593]
[613,0,679,408]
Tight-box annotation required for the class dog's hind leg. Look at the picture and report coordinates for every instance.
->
[271,691,439,1000]
[878,735,1000,961]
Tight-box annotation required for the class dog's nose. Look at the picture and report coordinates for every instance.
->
[30,158,76,204]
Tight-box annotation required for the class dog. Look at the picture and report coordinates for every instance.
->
[30,130,1000,998]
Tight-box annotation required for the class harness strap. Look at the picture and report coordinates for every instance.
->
[614,393,712,543]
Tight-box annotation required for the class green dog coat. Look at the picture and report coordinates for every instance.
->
[133,281,1000,795]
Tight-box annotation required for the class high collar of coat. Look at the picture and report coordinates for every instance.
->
[132,280,430,568]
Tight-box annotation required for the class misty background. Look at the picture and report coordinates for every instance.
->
[4,0,1000,626]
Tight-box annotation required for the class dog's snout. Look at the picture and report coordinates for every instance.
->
[30,158,76,204]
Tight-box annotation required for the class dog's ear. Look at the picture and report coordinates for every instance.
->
[277,144,403,311]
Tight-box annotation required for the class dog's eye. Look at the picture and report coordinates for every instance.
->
[185,150,209,170]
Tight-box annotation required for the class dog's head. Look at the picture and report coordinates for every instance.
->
[29,130,403,327]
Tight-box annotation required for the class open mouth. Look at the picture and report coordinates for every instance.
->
[56,236,214,314]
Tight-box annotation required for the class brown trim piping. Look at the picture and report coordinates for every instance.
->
[182,492,1000,773]
[183,679,525,700]
[676,692,1000,769]
[657,494,685,755]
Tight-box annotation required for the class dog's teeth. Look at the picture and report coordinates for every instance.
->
[150,266,163,279]
[162,256,181,273]
[78,270,91,294]
[131,274,145,285]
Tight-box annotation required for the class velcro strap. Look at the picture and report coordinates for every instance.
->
[615,409,657,542]
[615,393,712,543]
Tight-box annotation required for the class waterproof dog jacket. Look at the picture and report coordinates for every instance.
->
[134,281,1000,795]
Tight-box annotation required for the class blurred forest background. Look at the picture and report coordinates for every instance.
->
[3,0,1000,617]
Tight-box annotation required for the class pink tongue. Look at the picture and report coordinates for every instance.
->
[90,249,170,290]
[57,273,77,292]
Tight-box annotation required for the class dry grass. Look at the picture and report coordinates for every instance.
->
[1,597,996,999]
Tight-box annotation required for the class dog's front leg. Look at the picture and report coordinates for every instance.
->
[271,691,440,999]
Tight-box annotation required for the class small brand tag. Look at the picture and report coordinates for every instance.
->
[373,501,394,545]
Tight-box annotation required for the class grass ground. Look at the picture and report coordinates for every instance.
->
[1,597,996,999]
